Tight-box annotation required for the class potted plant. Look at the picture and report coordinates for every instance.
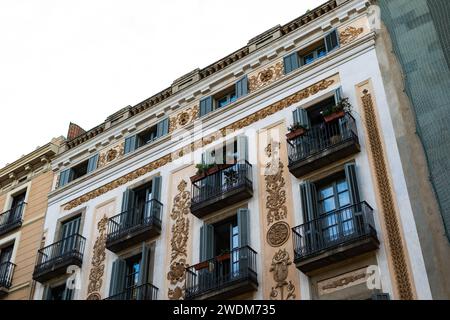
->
[205,162,219,175]
[322,97,351,123]
[286,123,308,140]
[190,163,208,183]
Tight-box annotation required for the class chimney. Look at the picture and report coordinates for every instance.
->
[67,122,86,140]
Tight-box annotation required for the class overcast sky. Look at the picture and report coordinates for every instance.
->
[0,0,321,167]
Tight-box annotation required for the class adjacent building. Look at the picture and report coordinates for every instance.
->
[0,138,62,299]
[24,0,448,301]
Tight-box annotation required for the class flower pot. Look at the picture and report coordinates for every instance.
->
[190,172,205,183]
[206,165,219,175]
[216,253,231,262]
[324,110,345,123]
[286,127,306,140]
[194,261,209,271]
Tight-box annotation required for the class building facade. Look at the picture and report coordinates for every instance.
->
[29,0,443,300]
[0,138,62,300]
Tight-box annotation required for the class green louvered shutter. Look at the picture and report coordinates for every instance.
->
[283,52,300,74]
[62,286,73,300]
[297,108,310,129]
[138,243,151,287]
[42,285,51,300]
[87,154,99,173]
[109,258,127,297]
[199,96,213,117]
[156,118,169,138]
[149,176,162,221]
[237,135,249,163]
[300,181,318,222]
[325,29,339,52]
[124,135,137,154]
[334,86,343,104]
[199,224,214,262]
[344,163,361,205]
[235,76,248,99]
[121,188,135,226]
[59,169,72,188]
[237,208,250,248]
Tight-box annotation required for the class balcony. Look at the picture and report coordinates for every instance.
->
[106,199,162,253]
[104,283,158,300]
[185,246,258,300]
[292,202,379,274]
[33,234,86,283]
[190,161,253,218]
[287,113,360,178]
[0,203,26,236]
[0,261,15,296]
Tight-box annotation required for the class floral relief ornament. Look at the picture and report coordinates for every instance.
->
[269,249,296,300]
[339,26,364,45]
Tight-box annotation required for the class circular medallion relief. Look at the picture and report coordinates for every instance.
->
[267,221,290,247]
[86,292,101,300]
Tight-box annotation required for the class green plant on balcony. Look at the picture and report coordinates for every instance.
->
[286,122,308,140]
[322,97,351,123]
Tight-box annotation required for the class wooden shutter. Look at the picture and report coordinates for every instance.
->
[62,286,73,300]
[151,176,162,202]
[300,181,318,222]
[42,285,51,300]
[109,258,126,296]
[156,118,169,138]
[199,224,214,262]
[283,52,300,74]
[87,154,99,173]
[325,29,339,52]
[344,163,361,205]
[138,243,151,286]
[237,135,249,163]
[297,108,310,129]
[334,86,343,104]
[235,76,248,99]
[237,208,250,248]
[59,169,72,188]
[199,96,213,117]
[124,135,137,154]
[60,216,81,239]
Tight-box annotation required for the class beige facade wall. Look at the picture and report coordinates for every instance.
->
[3,170,53,300]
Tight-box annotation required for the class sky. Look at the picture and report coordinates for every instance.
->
[0,0,322,167]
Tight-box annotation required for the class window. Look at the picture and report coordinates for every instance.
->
[71,160,88,181]
[58,153,99,188]
[214,86,237,110]
[123,118,170,155]
[137,125,158,148]
[0,243,14,265]
[299,41,327,66]
[59,215,81,255]
[1,191,26,231]
[44,283,73,300]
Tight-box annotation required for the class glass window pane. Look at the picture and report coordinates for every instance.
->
[338,191,350,207]
[337,180,348,192]
[303,53,315,65]
[319,186,334,199]
[321,198,336,213]
[317,47,327,58]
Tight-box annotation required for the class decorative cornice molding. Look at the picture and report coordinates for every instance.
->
[63,76,336,211]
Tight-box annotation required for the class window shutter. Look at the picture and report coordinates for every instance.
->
[345,163,361,205]
[297,108,311,129]
[138,243,151,287]
[325,29,339,52]
[87,154,99,173]
[199,96,213,117]
[237,208,250,248]
[62,286,73,301]
[151,176,162,202]
[109,258,126,297]
[283,52,300,74]
[235,76,248,99]
[59,169,72,188]
[42,285,51,300]
[199,224,214,261]
[334,86,343,104]
[300,181,318,222]
[156,118,170,138]
[124,135,137,154]
[237,135,249,163]
[292,109,300,125]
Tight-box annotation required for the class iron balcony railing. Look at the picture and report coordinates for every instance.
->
[34,234,86,276]
[106,199,163,244]
[287,113,358,164]
[105,283,158,300]
[0,202,26,236]
[191,161,253,206]
[0,261,15,289]
[185,246,257,299]
[292,202,376,260]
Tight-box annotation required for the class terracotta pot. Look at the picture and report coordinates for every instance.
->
[194,261,209,271]
[323,110,345,123]
[206,165,219,175]
[190,172,205,183]
[216,253,231,262]
[286,127,306,140]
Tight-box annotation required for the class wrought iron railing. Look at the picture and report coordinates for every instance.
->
[106,199,162,244]
[0,261,15,289]
[191,161,252,206]
[0,202,26,235]
[292,202,376,260]
[185,246,257,299]
[287,113,358,164]
[34,234,86,275]
[105,283,158,300]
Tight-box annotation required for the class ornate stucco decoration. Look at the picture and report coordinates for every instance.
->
[318,268,368,296]
[267,221,290,247]
[167,180,191,300]
[169,106,199,133]
[339,26,364,45]
[98,142,125,168]
[63,77,335,210]
[360,89,414,300]
[86,215,108,300]
[249,62,284,93]
[269,249,296,300]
